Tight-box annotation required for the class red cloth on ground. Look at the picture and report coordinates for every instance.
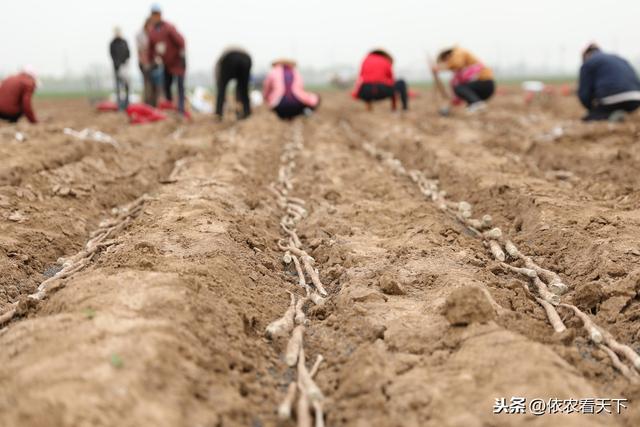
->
[126,103,167,124]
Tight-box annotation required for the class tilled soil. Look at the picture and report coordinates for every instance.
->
[0,94,639,427]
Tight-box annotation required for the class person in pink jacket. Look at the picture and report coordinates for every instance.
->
[263,59,320,120]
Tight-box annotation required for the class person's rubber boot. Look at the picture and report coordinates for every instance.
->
[609,110,627,123]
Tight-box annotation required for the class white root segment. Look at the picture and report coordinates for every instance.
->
[313,401,325,427]
[500,262,538,279]
[266,292,296,339]
[488,240,506,262]
[309,355,324,378]
[291,255,308,290]
[602,331,640,372]
[297,347,325,405]
[478,287,506,315]
[535,298,567,333]
[483,227,503,240]
[345,121,640,383]
[301,256,328,297]
[308,291,326,306]
[560,304,603,344]
[270,123,328,425]
[286,325,305,367]
[278,354,324,421]
[504,240,520,258]
[296,389,313,427]
[0,194,147,328]
[533,278,560,305]
[598,344,640,383]
[278,382,298,420]
[295,297,308,325]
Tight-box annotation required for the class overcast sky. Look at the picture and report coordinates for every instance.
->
[2,0,640,77]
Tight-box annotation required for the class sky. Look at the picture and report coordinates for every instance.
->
[2,0,640,78]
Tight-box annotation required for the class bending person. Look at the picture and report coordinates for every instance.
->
[215,48,252,120]
[352,49,408,111]
[579,44,640,122]
[433,46,495,113]
[0,67,38,124]
[263,59,320,120]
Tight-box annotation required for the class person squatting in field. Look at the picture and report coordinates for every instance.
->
[109,27,130,110]
[433,46,495,114]
[263,59,320,120]
[147,4,187,115]
[215,48,252,120]
[578,44,640,122]
[0,67,38,124]
[352,49,408,111]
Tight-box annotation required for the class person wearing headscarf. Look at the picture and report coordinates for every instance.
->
[262,59,320,120]
[352,49,408,111]
[432,46,494,113]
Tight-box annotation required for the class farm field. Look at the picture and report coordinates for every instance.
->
[1,91,640,427]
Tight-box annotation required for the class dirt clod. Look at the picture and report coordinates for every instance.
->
[378,274,406,295]
[443,286,496,326]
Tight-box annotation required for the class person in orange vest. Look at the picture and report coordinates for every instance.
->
[0,67,38,124]
[432,46,495,114]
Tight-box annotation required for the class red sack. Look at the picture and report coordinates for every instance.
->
[157,100,192,120]
[157,100,175,110]
[126,103,167,124]
[96,101,118,112]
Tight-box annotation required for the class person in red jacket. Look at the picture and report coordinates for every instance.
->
[352,49,408,111]
[147,4,187,115]
[0,67,38,124]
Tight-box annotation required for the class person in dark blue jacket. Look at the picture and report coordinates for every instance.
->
[578,44,640,121]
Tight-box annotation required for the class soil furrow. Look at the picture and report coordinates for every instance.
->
[282,114,626,426]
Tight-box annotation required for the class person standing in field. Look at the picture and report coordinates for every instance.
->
[263,59,320,120]
[352,49,409,111]
[215,48,252,120]
[109,27,131,110]
[578,43,640,122]
[147,4,187,115]
[432,46,495,114]
[136,18,156,106]
[0,67,38,124]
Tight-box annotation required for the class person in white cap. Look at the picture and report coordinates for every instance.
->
[0,66,38,123]
[110,27,131,110]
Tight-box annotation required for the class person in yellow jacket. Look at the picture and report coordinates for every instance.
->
[432,47,495,114]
